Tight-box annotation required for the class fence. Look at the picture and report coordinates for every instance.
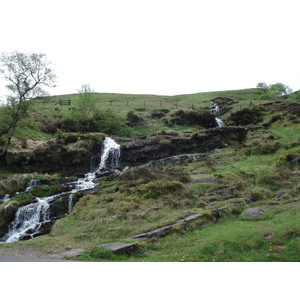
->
[55,99,71,105]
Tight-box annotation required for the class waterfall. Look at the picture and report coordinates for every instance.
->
[1,137,121,243]
[25,179,40,192]
[211,104,225,128]
[215,117,226,128]
[0,194,10,204]
[3,197,52,243]
[99,137,121,170]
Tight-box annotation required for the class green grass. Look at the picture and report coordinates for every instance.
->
[139,204,300,262]
[1,88,300,261]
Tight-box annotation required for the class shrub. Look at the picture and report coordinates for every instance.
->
[126,111,143,127]
[228,108,263,126]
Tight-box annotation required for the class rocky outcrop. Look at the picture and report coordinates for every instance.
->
[4,133,105,175]
[129,214,203,240]
[0,201,19,237]
[148,154,208,167]
[120,126,248,166]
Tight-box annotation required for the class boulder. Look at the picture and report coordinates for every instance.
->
[61,248,86,258]
[97,243,138,254]
[242,208,264,218]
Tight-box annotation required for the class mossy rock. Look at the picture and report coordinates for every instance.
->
[0,201,20,237]
[275,148,300,167]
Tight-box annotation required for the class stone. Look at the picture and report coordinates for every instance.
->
[242,208,264,218]
[98,242,138,254]
[176,214,203,224]
[129,226,173,239]
[273,191,287,198]
[149,154,208,167]
[61,248,86,258]
[292,157,300,164]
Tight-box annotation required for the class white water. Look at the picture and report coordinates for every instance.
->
[215,117,226,128]
[99,137,121,170]
[25,179,40,192]
[0,194,10,204]
[3,197,52,243]
[1,137,121,243]
[211,104,225,128]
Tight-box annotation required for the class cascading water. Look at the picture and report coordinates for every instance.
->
[3,197,52,243]
[0,194,10,204]
[215,117,226,128]
[25,179,40,192]
[99,137,121,170]
[211,104,226,128]
[1,137,121,243]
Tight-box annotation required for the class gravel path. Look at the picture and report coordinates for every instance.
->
[0,254,67,262]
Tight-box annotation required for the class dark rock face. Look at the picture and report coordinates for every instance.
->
[148,154,208,167]
[48,194,70,219]
[166,110,216,128]
[4,133,104,175]
[0,202,19,237]
[120,126,247,166]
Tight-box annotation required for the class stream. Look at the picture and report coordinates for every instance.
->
[1,137,120,243]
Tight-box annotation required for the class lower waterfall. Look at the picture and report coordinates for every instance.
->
[1,137,120,243]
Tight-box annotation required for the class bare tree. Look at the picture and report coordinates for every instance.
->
[0,51,57,156]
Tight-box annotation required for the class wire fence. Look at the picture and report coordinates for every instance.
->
[40,97,261,112]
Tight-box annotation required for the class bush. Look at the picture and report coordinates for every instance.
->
[126,111,143,126]
[58,109,125,135]
[228,108,263,126]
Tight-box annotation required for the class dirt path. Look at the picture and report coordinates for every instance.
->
[0,254,66,262]
[0,245,67,261]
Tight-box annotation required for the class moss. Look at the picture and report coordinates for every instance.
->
[275,148,300,167]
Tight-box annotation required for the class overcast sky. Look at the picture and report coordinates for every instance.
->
[0,0,299,100]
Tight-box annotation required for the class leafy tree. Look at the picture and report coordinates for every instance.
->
[257,82,292,101]
[257,82,268,93]
[0,51,56,156]
[75,84,96,119]
[268,82,292,100]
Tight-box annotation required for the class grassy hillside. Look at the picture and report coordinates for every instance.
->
[8,88,263,142]
[0,88,300,261]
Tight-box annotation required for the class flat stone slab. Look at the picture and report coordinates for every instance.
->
[61,248,86,258]
[98,242,138,254]
[130,214,203,240]
[176,214,203,224]
[242,208,264,218]
[129,226,173,239]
